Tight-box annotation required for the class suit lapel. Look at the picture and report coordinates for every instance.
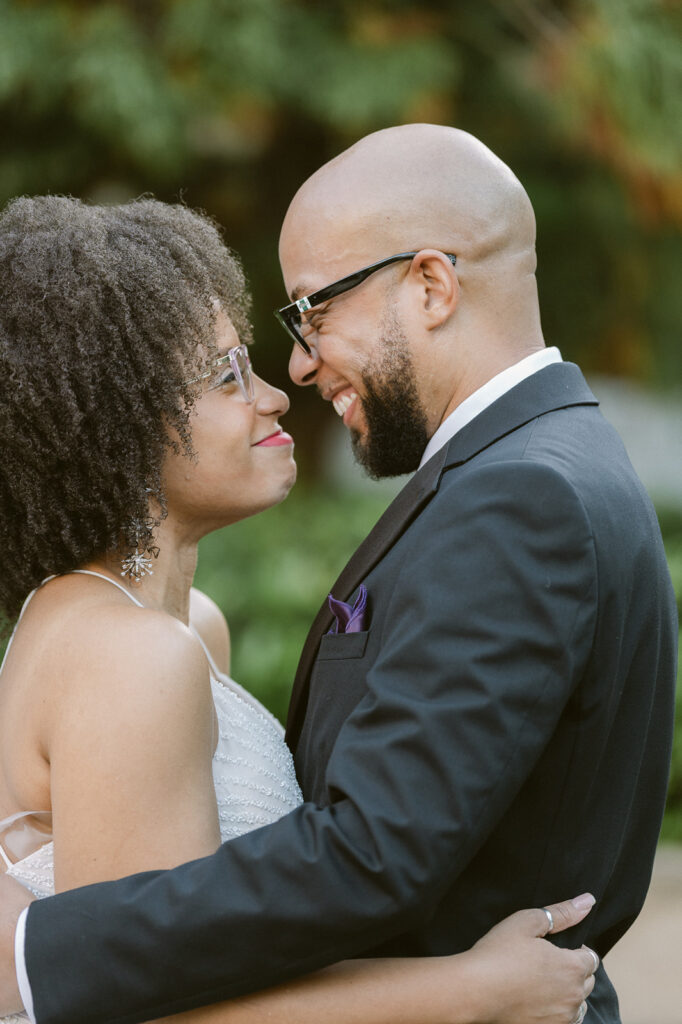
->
[441,362,598,470]
[285,444,449,745]
[285,361,598,748]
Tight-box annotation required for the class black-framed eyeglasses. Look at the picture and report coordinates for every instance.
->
[274,250,457,355]
[184,343,255,402]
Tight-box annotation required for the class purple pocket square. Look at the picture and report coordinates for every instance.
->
[327,584,368,634]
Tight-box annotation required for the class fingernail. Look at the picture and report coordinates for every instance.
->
[571,893,596,912]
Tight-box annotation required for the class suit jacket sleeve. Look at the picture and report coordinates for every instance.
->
[25,461,598,1024]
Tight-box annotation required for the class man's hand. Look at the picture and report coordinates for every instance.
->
[0,874,33,1016]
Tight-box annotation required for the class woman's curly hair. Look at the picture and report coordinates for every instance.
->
[0,195,252,624]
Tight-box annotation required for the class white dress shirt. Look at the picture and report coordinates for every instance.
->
[419,347,563,468]
[14,346,562,1024]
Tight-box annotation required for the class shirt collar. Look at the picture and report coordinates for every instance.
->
[418,347,563,469]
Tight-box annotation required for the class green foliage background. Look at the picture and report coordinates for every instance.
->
[0,0,679,832]
[0,0,680,455]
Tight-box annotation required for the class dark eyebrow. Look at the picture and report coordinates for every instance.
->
[290,284,310,302]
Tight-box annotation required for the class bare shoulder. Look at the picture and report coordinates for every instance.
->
[189,588,231,675]
[24,584,222,884]
[33,586,215,751]
[63,602,211,704]
[1,575,217,803]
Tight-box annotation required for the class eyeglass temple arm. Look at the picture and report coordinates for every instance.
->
[300,252,415,310]
[300,251,456,311]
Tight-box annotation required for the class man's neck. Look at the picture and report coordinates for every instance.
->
[418,347,562,469]
[438,344,548,425]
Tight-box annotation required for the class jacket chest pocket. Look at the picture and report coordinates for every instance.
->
[309,629,371,725]
[318,630,369,661]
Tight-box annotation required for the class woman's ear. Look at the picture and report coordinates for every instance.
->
[408,249,459,329]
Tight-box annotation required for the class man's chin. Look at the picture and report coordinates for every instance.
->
[349,429,380,479]
[350,429,421,480]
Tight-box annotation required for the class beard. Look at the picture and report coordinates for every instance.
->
[350,311,429,479]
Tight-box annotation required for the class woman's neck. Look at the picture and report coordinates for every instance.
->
[90,524,199,625]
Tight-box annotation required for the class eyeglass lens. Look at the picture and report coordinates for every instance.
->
[233,346,255,401]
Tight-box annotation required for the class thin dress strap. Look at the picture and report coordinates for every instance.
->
[67,569,146,607]
[0,811,52,870]
[0,570,144,680]
[190,627,224,680]
[72,577,229,692]
[0,575,57,677]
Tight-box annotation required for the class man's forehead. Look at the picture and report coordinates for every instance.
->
[279,189,384,292]
[284,261,334,303]
[280,227,341,295]
[281,232,379,302]
[287,261,353,302]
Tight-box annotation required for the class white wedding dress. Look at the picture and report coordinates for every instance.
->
[0,571,303,1024]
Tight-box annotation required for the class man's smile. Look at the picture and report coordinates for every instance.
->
[332,389,358,423]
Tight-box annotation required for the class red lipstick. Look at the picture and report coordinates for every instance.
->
[255,431,294,447]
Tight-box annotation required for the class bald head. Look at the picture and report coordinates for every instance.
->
[282,125,547,422]
[280,124,537,287]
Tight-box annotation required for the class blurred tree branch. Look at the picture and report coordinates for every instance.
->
[0,0,679,461]
[487,0,576,47]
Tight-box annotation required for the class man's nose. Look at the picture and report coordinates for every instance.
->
[288,342,320,386]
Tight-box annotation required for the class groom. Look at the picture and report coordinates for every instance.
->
[1,126,677,1024]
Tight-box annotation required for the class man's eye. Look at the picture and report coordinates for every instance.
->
[307,309,327,331]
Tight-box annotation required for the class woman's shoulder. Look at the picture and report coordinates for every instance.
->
[26,576,213,718]
[189,588,230,675]
[0,575,216,814]
[42,586,217,795]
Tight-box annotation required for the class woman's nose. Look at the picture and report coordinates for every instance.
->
[254,375,290,415]
[288,341,320,387]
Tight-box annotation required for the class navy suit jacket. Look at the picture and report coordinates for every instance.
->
[25,363,677,1024]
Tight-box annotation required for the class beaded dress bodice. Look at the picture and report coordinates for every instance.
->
[0,572,302,1024]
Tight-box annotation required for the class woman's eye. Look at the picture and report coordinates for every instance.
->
[211,369,237,390]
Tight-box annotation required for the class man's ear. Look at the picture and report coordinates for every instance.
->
[408,249,459,330]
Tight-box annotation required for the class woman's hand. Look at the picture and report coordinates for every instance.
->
[0,873,34,1016]
[464,894,598,1024]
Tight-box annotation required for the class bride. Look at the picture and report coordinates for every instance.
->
[0,195,596,1024]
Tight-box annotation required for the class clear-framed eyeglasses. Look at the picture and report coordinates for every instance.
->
[185,343,255,403]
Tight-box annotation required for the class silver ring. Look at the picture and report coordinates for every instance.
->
[586,947,599,974]
[571,1001,587,1024]
[541,907,554,933]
